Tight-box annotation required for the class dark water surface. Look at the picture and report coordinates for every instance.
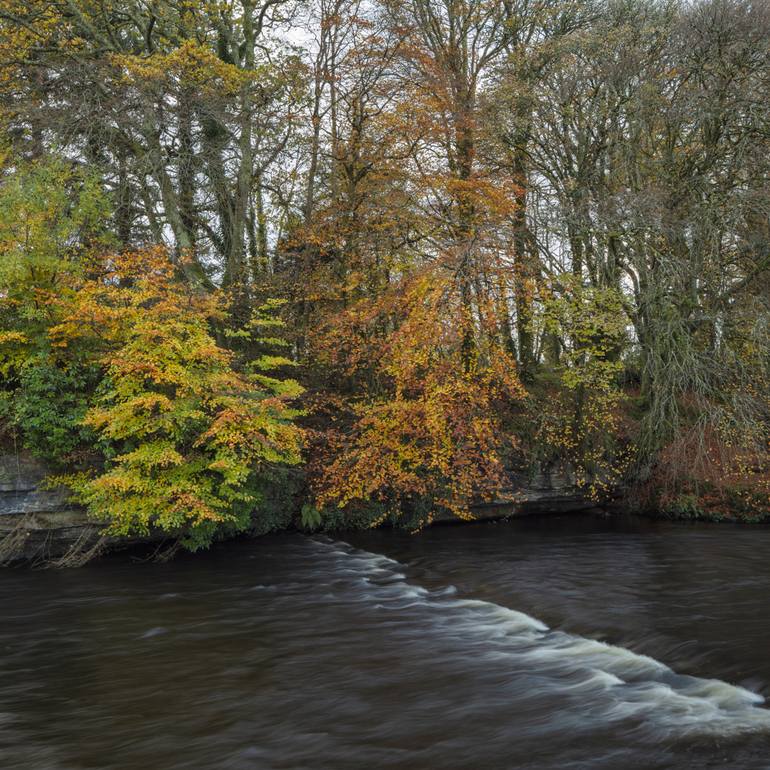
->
[2,514,770,769]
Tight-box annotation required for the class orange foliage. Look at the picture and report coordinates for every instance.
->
[308,264,525,526]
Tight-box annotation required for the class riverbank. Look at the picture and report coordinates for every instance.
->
[2,451,766,567]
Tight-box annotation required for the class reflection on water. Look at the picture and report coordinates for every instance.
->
[1,514,769,769]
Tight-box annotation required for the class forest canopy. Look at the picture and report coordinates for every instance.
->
[0,0,768,547]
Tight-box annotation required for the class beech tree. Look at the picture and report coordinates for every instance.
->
[52,248,304,549]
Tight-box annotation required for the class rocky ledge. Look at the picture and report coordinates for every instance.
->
[0,454,111,565]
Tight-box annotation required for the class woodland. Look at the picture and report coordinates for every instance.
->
[0,0,768,550]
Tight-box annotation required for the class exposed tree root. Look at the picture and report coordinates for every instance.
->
[41,527,108,569]
[0,516,31,566]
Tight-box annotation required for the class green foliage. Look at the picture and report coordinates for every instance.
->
[661,493,706,520]
[300,503,322,531]
[0,157,111,459]
[248,466,303,536]
[541,277,627,393]
[12,356,97,463]
[0,157,110,303]
[303,500,397,532]
[533,276,631,498]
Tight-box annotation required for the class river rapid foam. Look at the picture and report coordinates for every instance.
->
[310,536,770,740]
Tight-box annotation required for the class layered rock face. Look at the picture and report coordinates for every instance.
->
[436,467,598,522]
[0,454,101,564]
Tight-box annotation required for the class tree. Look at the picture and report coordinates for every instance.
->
[0,0,307,292]
[2,0,768,536]
[308,262,525,527]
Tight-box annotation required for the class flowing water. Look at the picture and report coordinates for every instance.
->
[1,513,770,769]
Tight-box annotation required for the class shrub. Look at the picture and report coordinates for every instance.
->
[50,248,304,550]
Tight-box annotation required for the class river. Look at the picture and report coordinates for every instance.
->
[1,513,769,768]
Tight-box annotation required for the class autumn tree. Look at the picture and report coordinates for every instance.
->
[2,0,768,536]
[50,248,305,549]
[307,264,526,527]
